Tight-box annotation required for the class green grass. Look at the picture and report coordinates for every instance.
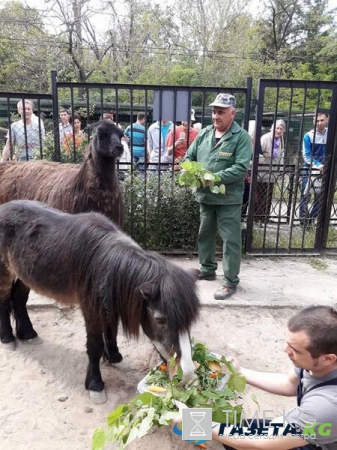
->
[251,224,317,251]
[327,227,337,248]
[308,258,328,271]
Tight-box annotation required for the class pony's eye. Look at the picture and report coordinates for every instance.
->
[155,316,167,325]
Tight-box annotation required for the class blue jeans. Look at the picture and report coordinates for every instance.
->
[299,176,323,221]
[133,156,146,171]
[19,155,35,162]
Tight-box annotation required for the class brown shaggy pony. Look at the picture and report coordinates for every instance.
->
[0,120,124,226]
[0,200,200,403]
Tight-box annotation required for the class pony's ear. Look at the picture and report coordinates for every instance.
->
[139,281,158,301]
[187,268,200,282]
[87,122,99,132]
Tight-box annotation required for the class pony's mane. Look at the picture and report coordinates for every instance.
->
[62,216,200,338]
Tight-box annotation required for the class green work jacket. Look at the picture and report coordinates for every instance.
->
[185,121,252,205]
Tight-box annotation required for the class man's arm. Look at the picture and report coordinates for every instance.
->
[40,120,45,139]
[240,366,299,396]
[184,133,200,162]
[1,139,11,162]
[166,128,175,156]
[216,131,252,184]
[147,129,154,153]
[302,134,313,166]
[302,133,323,170]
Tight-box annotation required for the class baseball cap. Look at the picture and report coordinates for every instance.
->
[209,93,236,108]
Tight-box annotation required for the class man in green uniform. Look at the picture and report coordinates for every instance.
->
[185,93,251,300]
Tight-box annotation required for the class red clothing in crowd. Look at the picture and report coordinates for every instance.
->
[166,125,199,162]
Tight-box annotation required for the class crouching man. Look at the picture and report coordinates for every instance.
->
[174,305,337,450]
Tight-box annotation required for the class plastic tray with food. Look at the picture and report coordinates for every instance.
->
[137,346,231,398]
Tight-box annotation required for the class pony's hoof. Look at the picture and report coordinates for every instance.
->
[89,390,107,404]
[103,351,123,364]
[26,336,43,345]
[2,340,16,351]
[109,353,123,364]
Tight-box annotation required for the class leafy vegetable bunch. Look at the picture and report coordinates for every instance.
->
[178,161,226,194]
[92,342,246,450]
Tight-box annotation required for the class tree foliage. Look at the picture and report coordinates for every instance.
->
[0,0,336,92]
[253,0,336,77]
[0,1,54,92]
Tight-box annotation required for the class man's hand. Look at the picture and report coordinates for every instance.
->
[172,399,188,426]
[226,356,241,372]
[1,141,11,162]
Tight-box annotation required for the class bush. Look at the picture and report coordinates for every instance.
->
[43,130,86,163]
[122,170,200,251]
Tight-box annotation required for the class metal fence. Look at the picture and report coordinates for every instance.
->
[245,79,337,255]
[1,73,336,255]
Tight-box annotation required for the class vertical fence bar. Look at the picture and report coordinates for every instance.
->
[321,86,337,250]
[21,97,29,161]
[243,77,252,131]
[129,86,135,239]
[100,86,104,118]
[51,70,61,162]
[313,83,324,252]
[298,83,308,251]
[156,88,163,249]
[86,85,90,126]
[201,87,206,127]
[130,86,134,172]
[115,85,119,125]
[286,86,294,228]
[143,87,149,247]
[36,97,43,160]
[245,79,265,253]
[4,95,13,160]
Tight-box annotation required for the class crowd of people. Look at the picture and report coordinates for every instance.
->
[243,112,327,227]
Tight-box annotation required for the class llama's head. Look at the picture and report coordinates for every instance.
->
[91,120,124,160]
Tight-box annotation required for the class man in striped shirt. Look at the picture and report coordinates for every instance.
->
[125,112,148,168]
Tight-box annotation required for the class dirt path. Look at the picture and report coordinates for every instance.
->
[0,305,297,450]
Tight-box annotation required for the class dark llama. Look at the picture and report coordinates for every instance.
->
[0,200,200,403]
[0,120,124,227]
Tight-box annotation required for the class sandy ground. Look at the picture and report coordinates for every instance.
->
[1,256,337,450]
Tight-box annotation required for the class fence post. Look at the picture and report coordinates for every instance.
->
[243,77,253,131]
[51,70,61,162]
[245,78,264,252]
[321,86,337,249]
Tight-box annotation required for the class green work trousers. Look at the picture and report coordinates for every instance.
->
[198,203,242,287]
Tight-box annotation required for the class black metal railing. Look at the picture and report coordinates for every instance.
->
[1,73,336,254]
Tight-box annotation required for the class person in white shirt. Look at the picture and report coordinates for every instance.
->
[1,100,45,162]
[59,109,72,140]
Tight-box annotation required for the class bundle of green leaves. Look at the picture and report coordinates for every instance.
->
[178,161,226,194]
[92,342,246,450]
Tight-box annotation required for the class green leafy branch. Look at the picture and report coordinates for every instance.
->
[92,393,178,450]
[178,161,226,194]
[92,342,247,450]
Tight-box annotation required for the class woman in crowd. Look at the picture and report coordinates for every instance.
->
[255,119,286,223]
[61,112,88,161]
